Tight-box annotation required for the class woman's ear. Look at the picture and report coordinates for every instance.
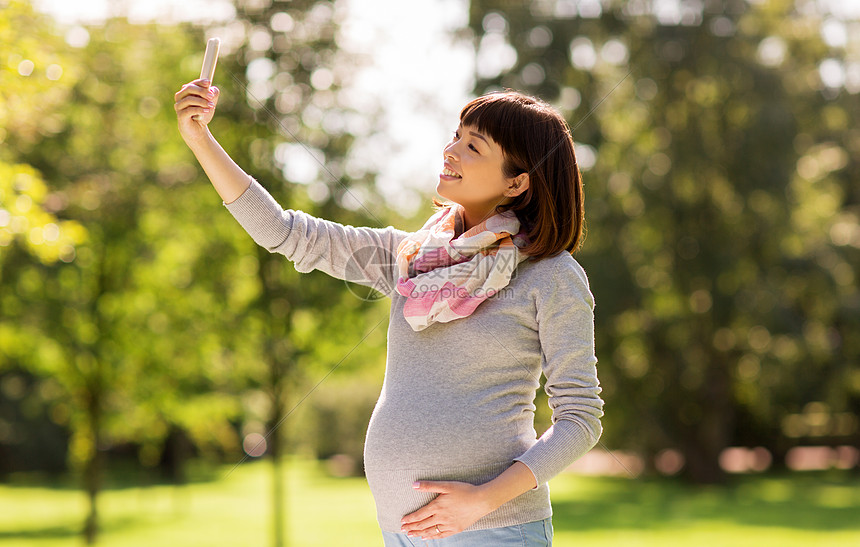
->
[506,173,529,197]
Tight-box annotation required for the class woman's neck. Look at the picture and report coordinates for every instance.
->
[461,205,498,233]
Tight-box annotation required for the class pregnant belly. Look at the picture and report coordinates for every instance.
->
[363,392,532,471]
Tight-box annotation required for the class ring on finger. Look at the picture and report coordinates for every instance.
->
[435,525,441,534]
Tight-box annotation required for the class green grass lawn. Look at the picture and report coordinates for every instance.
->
[0,459,858,546]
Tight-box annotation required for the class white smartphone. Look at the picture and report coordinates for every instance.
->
[200,37,221,82]
[194,38,221,120]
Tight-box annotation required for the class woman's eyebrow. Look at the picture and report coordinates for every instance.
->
[469,131,490,146]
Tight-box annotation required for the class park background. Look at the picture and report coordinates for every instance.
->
[1,0,859,545]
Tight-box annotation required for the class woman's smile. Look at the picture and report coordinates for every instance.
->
[440,164,462,180]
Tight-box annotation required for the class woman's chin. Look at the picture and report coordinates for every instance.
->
[435,180,454,200]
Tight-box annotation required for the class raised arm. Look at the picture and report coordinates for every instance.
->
[174,78,250,203]
[173,78,409,297]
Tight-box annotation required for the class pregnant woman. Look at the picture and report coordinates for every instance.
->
[174,77,603,546]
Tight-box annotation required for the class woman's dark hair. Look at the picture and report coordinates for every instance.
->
[439,90,585,259]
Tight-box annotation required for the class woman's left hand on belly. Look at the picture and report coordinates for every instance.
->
[399,461,538,540]
[399,481,493,540]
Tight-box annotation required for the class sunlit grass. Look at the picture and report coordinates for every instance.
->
[0,459,380,547]
[0,460,858,546]
[550,471,860,546]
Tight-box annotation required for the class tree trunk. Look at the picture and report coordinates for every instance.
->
[271,444,285,547]
[82,390,103,544]
[682,358,732,484]
[269,384,286,547]
[160,426,191,484]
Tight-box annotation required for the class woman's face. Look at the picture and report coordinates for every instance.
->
[436,124,516,218]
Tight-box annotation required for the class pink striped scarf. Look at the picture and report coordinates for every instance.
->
[395,203,528,331]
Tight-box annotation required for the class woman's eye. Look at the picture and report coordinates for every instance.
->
[452,130,478,153]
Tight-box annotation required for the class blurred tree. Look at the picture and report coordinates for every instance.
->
[2,0,411,543]
[0,14,255,542]
[2,1,399,544]
[467,0,859,482]
[0,0,87,477]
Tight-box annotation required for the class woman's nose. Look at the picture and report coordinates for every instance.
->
[443,141,458,160]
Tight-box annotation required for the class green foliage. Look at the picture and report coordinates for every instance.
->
[0,163,86,263]
[2,16,243,466]
[0,1,87,264]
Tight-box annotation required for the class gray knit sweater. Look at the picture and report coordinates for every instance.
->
[225,179,604,532]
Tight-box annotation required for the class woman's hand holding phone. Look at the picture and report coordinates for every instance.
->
[174,78,219,145]
[174,38,221,146]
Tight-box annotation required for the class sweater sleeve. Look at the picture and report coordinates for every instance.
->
[224,177,408,298]
[514,255,604,485]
